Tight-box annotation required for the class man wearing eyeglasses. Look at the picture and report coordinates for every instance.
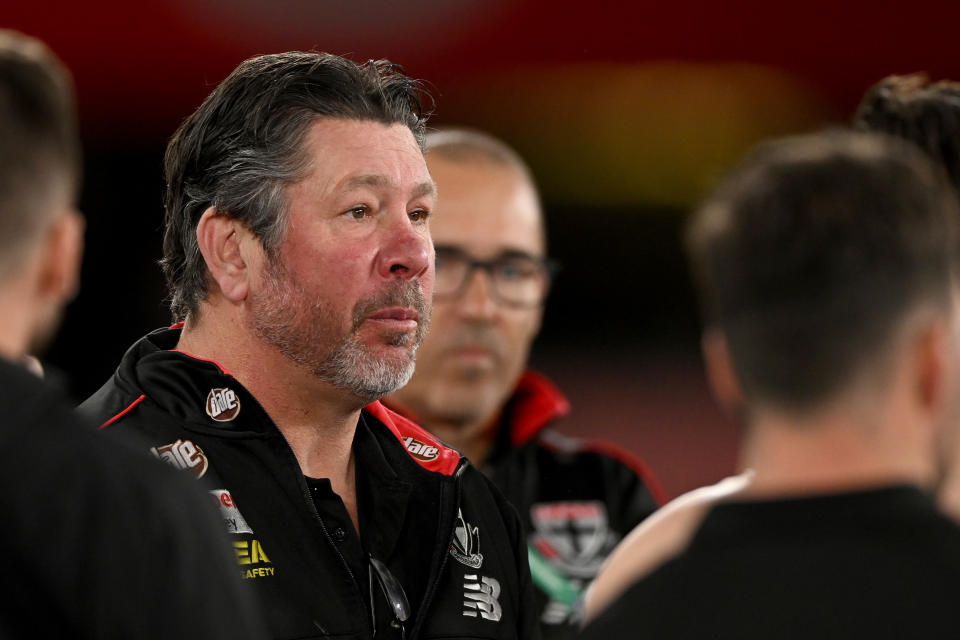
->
[385,128,664,639]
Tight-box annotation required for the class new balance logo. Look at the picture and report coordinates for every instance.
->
[463,575,502,621]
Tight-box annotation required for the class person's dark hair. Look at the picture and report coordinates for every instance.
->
[0,30,81,279]
[163,52,430,321]
[687,130,960,412]
[854,74,960,193]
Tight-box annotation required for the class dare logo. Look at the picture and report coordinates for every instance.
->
[206,388,240,422]
[404,436,439,461]
[150,439,208,478]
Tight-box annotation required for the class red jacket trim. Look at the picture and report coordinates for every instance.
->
[365,401,461,476]
[508,370,571,447]
[99,394,146,429]
[173,349,233,376]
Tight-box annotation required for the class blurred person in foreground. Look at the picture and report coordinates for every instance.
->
[383,128,664,637]
[855,74,960,523]
[80,54,537,639]
[0,30,264,638]
[585,73,960,623]
[581,130,960,638]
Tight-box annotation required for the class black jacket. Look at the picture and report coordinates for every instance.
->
[0,356,265,639]
[391,372,664,640]
[80,327,539,640]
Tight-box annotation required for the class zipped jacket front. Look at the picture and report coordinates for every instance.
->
[80,327,539,640]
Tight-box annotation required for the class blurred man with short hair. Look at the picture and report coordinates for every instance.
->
[0,29,264,639]
[385,128,664,638]
[582,130,960,638]
[586,75,960,623]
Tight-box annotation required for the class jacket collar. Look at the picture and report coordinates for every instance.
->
[116,326,462,475]
[383,369,571,450]
[503,370,571,446]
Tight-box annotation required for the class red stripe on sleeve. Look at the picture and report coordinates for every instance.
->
[99,394,146,429]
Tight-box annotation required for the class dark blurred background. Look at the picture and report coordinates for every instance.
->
[7,0,960,497]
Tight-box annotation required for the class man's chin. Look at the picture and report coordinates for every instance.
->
[324,349,417,403]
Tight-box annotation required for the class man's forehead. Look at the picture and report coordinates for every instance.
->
[299,118,433,194]
[341,173,436,198]
[428,157,544,255]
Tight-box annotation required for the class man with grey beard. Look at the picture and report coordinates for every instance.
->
[81,52,538,640]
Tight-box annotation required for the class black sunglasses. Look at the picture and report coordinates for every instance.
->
[369,554,410,638]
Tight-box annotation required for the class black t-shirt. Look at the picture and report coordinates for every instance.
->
[0,357,265,639]
[582,485,960,639]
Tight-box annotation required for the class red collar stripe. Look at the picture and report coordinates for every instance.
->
[365,401,460,476]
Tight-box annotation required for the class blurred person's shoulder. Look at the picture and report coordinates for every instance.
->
[0,353,211,527]
[502,371,666,502]
[0,355,266,638]
[583,472,753,623]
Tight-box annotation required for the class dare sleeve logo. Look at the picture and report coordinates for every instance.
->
[403,436,439,461]
[150,438,209,478]
[206,387,241,422]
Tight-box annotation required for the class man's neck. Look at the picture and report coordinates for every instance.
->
[738,399,934,499]
[0,281,35,362]
[176,310,363,486]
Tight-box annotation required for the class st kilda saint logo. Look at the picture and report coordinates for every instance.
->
[449,508,484,569]
[206,387,241,422]
[150,439,209,478]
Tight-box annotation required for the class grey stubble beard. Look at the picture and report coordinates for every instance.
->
[252,258,431,403]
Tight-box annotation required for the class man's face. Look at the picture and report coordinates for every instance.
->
[250,119,436,402]
[390,154,545,428]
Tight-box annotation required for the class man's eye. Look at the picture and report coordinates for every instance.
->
[346,205,370,220]
[409,208,430,222]
[498,260,538,280]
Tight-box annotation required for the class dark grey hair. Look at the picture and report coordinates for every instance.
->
[687,130,960,412]
[162,51,430,321]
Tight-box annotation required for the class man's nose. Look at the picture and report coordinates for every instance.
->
[458,268,498,320]
[378,215,432,280]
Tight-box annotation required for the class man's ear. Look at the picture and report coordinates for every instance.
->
[36,208,84,305]
[702,328,745,417]
[912,316,951,417]
[195,207,259,304]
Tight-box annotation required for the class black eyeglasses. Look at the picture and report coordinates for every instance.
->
[434,245,558,308]
[369,554,410,639]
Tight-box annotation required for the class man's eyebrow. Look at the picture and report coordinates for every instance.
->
[343,174,436,199]
[412,180,437,199]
